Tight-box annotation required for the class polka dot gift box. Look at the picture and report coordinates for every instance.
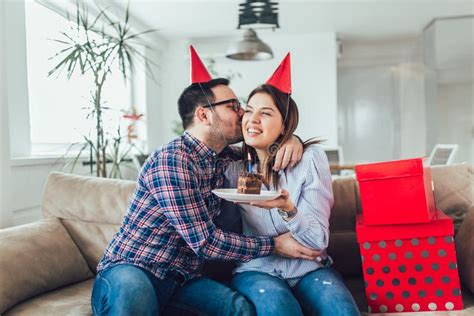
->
[355,158,436,226]
[356,210,463,313]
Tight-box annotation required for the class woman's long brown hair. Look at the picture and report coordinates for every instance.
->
[242,84,321,189]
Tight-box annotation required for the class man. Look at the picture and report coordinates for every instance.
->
[91,46,320,315]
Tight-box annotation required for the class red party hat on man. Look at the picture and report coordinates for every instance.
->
[266,53,291,94]
[190,45,212,84]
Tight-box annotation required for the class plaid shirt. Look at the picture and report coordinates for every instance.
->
[97,132,274,283]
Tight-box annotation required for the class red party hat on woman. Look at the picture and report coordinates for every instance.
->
[190,45,212,84]
[266,53,291,94]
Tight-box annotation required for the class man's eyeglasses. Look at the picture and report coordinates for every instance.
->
[202,98,241,113]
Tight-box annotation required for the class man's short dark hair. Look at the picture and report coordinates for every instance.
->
[178,78,230,130]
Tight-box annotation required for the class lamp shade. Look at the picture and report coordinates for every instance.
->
[226,28,273,61]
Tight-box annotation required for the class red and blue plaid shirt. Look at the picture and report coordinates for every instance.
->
[97,132,274,282]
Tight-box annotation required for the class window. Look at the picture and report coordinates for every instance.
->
[24,1,133,154]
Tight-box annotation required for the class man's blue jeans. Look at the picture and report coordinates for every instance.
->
[231,268,360,316]
[91,264,255,316]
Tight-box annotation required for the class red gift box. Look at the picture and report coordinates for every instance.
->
[356,210,463,313]
[356,157,436,226]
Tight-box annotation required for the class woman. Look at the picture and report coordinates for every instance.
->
[227,54,360,316]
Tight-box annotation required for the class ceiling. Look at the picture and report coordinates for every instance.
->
[114,0,474,41]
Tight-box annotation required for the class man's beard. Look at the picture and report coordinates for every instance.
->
[228,125,243,144]
[210,120,243,147]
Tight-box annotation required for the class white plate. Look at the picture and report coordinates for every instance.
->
[212,189,281,202]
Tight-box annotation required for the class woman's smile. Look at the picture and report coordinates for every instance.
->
[246,126,263,137]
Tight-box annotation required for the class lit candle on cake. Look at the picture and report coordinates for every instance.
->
[247,152,252,173]
[238,151,262,194]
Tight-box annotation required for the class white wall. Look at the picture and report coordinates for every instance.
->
[339,35,473,165]
[425,80,473,165]
[338,38,428,163]
[0,0,8,227]
[397,63,429,159]
[151,32,338,148]
[437,82,474,165]
[425,67,439,159]
[423,16,473,165]
[338,37,422,68]
[424,17,474,73]
[338,65,398,163]
[150,39,189,148]
[5,0,31,158]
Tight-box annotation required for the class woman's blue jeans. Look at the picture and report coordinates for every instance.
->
[91,264,255,316]
[231,268,360,316]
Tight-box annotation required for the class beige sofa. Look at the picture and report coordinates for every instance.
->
[1,164,473,315]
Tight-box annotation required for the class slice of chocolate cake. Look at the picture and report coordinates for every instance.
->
[237,172,263,194]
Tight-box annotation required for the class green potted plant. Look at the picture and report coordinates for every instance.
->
[49,1,156,177]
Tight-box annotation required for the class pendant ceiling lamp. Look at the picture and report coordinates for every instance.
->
[226,0,279,61]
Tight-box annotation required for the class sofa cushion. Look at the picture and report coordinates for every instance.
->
[455,206,474,294]
[42,172,135,224]
[330,176,359,232]
[0,218,93,313]
[327,231,362,278]
[431,164,473,231]
[4,279,93,316]
[60,219,120,273]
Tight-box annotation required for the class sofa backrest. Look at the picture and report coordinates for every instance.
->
[42,163,473,276]
[430,164,473,226]
[42,172,135,272]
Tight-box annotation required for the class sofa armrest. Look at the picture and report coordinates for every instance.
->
[0,218,93,313]
[455,205,474,294]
